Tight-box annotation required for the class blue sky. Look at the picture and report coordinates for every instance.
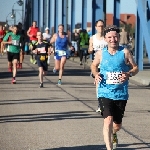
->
[0,0,23,25]
[0,0,137,24]
[106,0,136,14]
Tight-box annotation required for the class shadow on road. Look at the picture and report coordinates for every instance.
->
[0,98,95,105]
[143,63,150,69]
[42,145,105,150]
[0,111,101,123]
[0,68,91,79]
[40,143,150,150]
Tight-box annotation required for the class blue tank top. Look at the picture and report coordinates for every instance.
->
[97,46,129,100]
[55,34,68,50]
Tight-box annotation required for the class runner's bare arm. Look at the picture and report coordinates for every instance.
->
[66,35,71,45]
[48,47,51,55]
[32,48,38,54]
[27,27,31,37]
[88,37,93,54]
[2,41,12,44]
[125,49,139,76]
[50,33,56,44]
[91,50,101,76]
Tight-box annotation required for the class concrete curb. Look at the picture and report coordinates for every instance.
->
[130,75,150,86]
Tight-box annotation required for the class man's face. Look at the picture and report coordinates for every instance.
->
[45,29,49,33]
[104,31,119,48]
[95,21,104,33]
[37,32,42,40]
[32,22,37,27]
[0,25,2,30]
[13,26,18,33]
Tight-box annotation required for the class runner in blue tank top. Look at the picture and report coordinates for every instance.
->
[91,25,139,150]
[50,24,69,85]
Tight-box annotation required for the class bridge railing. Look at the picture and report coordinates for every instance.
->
[135,0,150,70]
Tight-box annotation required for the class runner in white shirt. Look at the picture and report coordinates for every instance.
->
[43,27,51,65]
[88,19,107,112]
[43,27,51,42]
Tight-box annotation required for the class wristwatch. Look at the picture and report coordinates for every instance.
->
[129,72,133,77]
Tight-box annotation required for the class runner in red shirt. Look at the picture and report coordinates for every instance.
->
[27,21,39,64]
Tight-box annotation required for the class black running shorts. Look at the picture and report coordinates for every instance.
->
[7,52,20,62]
[37,56,48,71]
[98,97,127,124]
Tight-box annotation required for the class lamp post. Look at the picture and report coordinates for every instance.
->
[11,0,24,25]
[17,0,24,25]
[11,9,22,25]
[5,12,14,28]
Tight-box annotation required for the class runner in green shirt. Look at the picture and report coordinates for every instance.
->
[3,25,21,84]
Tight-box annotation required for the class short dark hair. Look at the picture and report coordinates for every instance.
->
[58,24,64,28]
[13,25,18,28]
[18,22,22,25]
[32,21,37,25]
[104,25,120,36]
[95,19,104,26]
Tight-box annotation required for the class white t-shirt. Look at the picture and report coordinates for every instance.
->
[43,33,51,42]
[93,34,107,52]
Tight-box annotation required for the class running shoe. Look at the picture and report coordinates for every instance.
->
[96,106,101,113]
[19,63,22,69]
[113,133,118,150]
[39,83,43,88]
[33,59,37,64]
[57,80,61,85]
[53,68,57,74]
[3,49,7,53]
[11,78,16,84]
[30,58,33,64]
[8,68,12,72]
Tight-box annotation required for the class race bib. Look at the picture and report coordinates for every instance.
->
[12,40,19,46]
[94,43,107,51]
[38,47,46,53]
[106,72,122,84]
[94,45,104,50]
[56,50,66,56]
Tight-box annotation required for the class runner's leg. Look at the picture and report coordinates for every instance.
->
[59,56,66,80]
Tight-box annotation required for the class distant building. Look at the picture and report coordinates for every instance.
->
[106,14,136,27]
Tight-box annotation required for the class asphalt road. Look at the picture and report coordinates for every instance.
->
[0,55,150,150]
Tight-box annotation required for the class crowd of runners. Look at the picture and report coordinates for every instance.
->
[0,19,139,150]
[0,21,70,86]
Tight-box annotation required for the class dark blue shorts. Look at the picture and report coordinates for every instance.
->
[37,56,48,71]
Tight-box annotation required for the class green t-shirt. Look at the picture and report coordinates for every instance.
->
[80,32,89,46]
[3,32,21,53]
